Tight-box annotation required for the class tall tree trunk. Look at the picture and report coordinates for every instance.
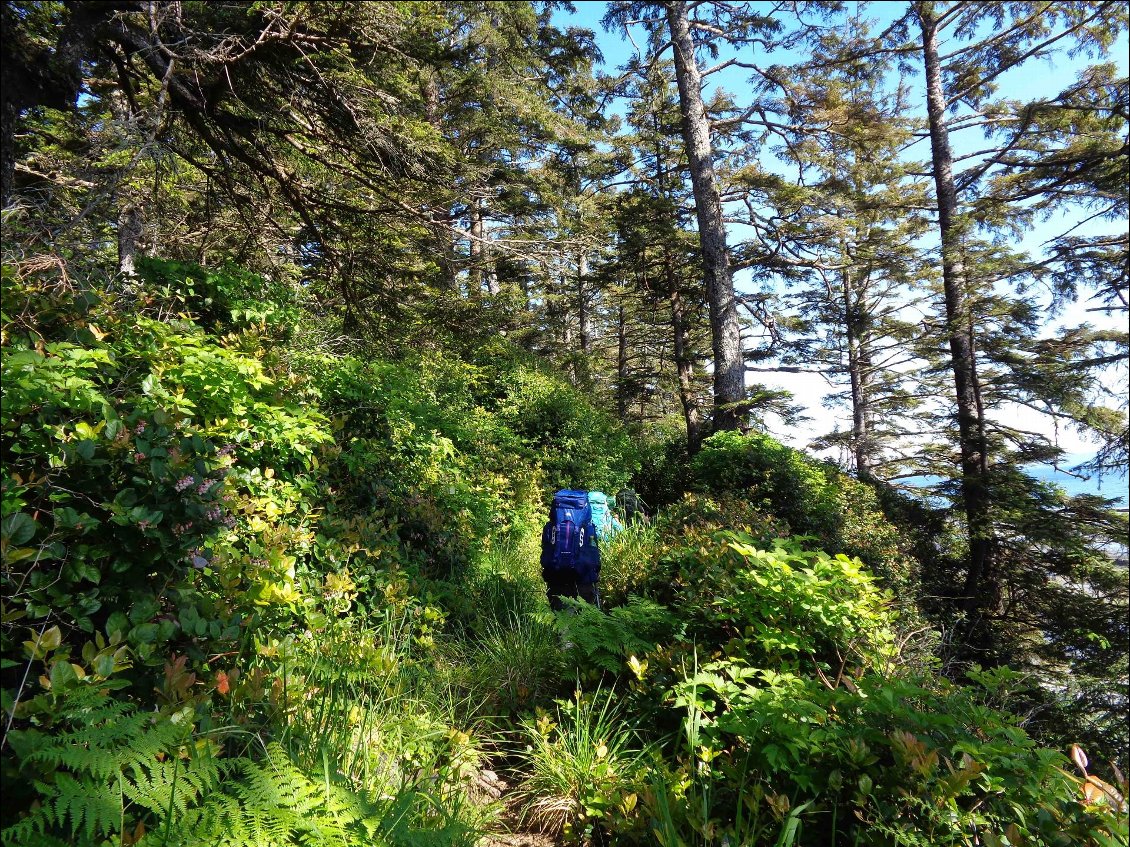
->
[421,71,458,291]
[918,2,996,657]
[653,112,703,452]
[842,267,871,476]
[666,249,703,453]
[117,203,143,279]
[107,89,144,282]
[577,251,591,354]
[664,0,746,432]
[617,304,630,420]
[0,96,16,209]
[469,198,484,296]
[557,270,576,382]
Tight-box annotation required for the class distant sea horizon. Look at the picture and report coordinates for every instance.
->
[897,452,1129,508]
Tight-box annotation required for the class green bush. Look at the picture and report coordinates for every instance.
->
[649,662,1128,847]
[692,430,917,590]
[135,257,301,338]
[650,532,895,673]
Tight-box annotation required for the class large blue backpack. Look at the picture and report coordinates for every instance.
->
[540,489,601,581]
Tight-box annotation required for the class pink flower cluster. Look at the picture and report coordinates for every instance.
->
[174,475,195,492]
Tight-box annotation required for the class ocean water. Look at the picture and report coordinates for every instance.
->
[894,458,1128,563]
[899,455,1129,508]
[1026,467,1128,505]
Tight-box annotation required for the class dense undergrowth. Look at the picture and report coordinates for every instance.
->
[2,259,1127,846]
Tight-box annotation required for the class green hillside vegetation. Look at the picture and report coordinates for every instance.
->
[2,259,1125,846]
[2,1,1128,845]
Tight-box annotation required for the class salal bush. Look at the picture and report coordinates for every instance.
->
[692,430,917,590]
[652,665,1126,847]
[650,532,895,672]
[1,265,332,685]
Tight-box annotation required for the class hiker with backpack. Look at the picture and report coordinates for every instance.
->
[616,487,648,525]
[540,488,602,611]
[588,490,622,541]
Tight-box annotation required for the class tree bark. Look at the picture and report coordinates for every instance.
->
[577,251,591,353]
[666,249,703,453]
[664,0,746,432]
[469,198,484,296]
[917,1,996,656]
[617,304,629,420]
[117,203,143,278]
[842,267,872,476]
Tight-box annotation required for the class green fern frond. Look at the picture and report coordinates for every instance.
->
[49,772,121,841]
[123,754,216,821]
[149,746,388,847]
[0,805,66,847]
[2,687,216,847]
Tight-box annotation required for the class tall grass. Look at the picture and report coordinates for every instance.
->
[438,610,566,722]
[598,522,660,605]
[270,611,496,842]
[514,687,646,840]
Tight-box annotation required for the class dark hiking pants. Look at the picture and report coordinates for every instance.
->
[544,572,601,612]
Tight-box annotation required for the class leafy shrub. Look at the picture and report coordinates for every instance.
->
[597,521,662,603]
[558,597,683,678]
[651,662,1129,847]
[692,430,917,589]
[485,351,634,494]
[640,531,895,674]
[630,425,693,510]
[135,256,301,338]
[2,270,332,690]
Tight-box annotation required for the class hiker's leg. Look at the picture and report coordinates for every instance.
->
[544,572,576,611]
[577,581,601,610]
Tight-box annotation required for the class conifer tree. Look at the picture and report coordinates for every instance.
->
[736,11,935,476]
[604,1,783,432]
[605,60,711,449]
[902,0,1129,661]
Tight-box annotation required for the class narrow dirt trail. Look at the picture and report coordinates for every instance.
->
[473,766,558,847]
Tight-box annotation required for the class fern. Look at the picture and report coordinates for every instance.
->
[151,744,482,847]
[2,687,216,847]
[4,686,480,847]
[156,745,388,847]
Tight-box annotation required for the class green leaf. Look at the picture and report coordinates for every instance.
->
[129,623,160,644]
[105,612,129,639]
[2,512,37,545]
[49,658,77,687]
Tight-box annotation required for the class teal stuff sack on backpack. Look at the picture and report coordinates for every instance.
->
[540,489,601,582]
[588,491,618,540]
